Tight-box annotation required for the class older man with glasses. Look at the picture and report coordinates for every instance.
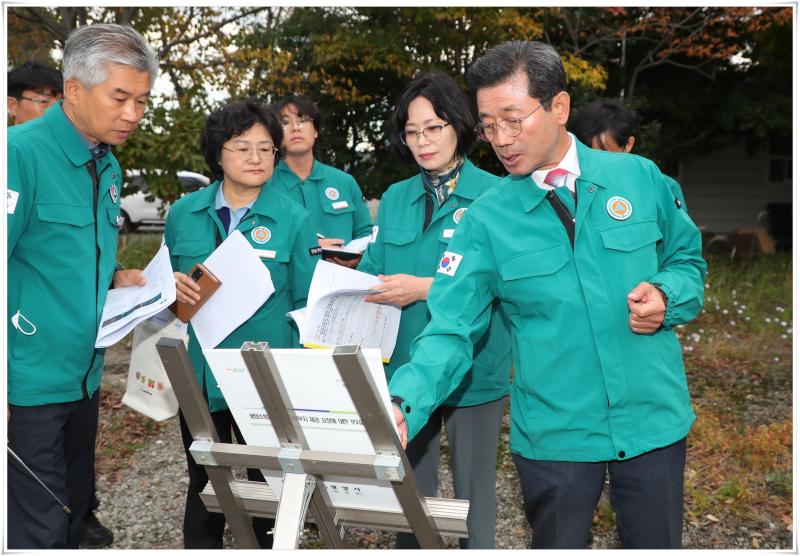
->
[7,24,157,549]
[388,40,707,549]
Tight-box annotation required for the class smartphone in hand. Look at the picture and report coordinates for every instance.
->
[171,263,221,323]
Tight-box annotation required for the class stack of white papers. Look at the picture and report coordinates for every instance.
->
[191,230,275,348]
[95,243,177,348]
[289,261,401,362]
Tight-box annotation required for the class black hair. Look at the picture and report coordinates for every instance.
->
[466,40,566,111]
[8,61,63,98]
[388,70,477,164]
[570,98,639,150]
[200,99,283,181]
[274,94,321,133]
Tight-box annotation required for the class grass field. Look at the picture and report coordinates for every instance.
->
[676,253,792,547]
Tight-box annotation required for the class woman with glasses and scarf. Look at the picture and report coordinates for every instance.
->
[165,99,318,548]
[358,71,512,549]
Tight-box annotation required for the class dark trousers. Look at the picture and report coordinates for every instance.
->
[8,392,100,549]
[397,397,507,549]
[512,437,687,549]
[178,410,274,548]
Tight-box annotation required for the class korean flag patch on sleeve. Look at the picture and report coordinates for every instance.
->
[437,251,462,277]
[7,189,19,214]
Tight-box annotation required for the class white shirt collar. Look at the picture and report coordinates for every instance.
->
[531,132,582,192]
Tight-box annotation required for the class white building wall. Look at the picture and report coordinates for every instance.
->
[678,144,792,233]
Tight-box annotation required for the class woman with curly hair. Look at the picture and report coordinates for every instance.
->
[164,99,318,548]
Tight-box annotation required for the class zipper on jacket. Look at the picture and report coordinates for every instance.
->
[83,159,101,399]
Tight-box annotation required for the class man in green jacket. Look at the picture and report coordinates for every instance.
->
[7,24,158,549]
[389,41,707,548]
[269,94,373,268]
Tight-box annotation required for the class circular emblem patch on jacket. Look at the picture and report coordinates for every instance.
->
[325,187,340,200]
[453,207,467,224]
[251,226,271,244]
[606,196,633,220]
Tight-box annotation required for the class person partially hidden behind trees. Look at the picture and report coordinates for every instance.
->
[7,58,115,551]
[389,40,707,549]
[7,61,63,125]
[570,98,687,211]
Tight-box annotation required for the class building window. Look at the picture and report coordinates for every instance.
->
[767,137,792,184]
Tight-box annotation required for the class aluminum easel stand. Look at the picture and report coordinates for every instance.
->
[157,338,464,549]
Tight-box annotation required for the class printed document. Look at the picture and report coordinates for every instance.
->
[289,260,400,362]
[191,230,275,348]
[95,243,176,348]
[203,347,402,512]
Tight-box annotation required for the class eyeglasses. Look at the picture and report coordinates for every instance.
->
[399,123,451,147]
[280,115,314,130]
[19,95,56,107]
[222,142,278,161]
[474,103,546,142]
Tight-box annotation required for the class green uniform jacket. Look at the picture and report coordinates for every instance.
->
[390,141,707,462]
[358,159,511,407]
[8,103,123,406]
[164,180,318,412]
[268,159,373,242]
[664,174,688,211]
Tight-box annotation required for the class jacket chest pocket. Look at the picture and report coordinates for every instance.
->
[321,199,356,216]
[260,247,291,292]
[37,203,94,227]
[498,243,570,312]
[36,203,94,247]
[319,200,356,238]
[171,240,210,273]
[383,228,418,274]
[599,220,662,276]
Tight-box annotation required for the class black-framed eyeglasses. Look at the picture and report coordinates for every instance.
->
[222,142,278,160]
[474,103,546,142]
[399,123,451,146]
[280,116,314,130]
[19,95,56,107]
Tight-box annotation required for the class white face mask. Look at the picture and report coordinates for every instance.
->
[11,310,36,336]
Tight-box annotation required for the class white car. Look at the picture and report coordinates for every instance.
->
[120,170,210,232]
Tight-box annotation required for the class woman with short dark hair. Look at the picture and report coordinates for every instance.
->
[359,71,512,549]
[164,99,318,548]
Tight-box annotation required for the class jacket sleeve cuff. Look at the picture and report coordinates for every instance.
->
[648,273,680,327]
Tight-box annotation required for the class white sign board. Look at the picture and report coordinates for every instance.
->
[203,347,402,512]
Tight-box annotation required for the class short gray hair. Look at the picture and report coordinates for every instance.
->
[63,24,158,89]
[466,41,567,111]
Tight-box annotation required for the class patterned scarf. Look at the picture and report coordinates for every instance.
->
[420,156,464,208]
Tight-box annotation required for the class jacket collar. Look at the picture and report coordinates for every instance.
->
[274,158,325,188]
[514,138,609,213]
[44,101,95,168]
[186,180,283,222]
[573,139,609,191]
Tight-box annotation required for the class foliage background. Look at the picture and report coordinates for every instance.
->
[8,6,793,200]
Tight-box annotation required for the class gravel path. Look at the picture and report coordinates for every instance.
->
[95,343,790,549]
